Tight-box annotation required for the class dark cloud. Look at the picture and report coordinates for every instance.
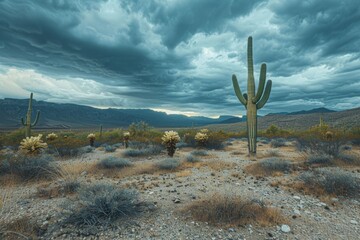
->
[0,0,359,117]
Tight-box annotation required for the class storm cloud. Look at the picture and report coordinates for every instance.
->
[0,0,359,117]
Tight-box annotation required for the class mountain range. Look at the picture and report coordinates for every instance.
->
[0,98,243,129]
[1,98,358,131]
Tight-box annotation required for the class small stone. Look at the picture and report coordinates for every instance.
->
[350,220,358,225]
[293,209,301,215]
[293,196,301,200]
[228,228,235,232]
[81,171,87,176]
[281,224,291,233]
[173,198,181,203]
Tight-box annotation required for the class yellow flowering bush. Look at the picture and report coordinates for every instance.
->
[46,132,58,141]
[19,134,48,154]
[162,131,180,157]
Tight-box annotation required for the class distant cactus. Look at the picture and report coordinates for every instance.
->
[87,133,96,147]
[99,125,103,140]
[21,93,40,138]
[232,36,272,155]
[195,130,209,148]
[123,131,130,148]
[46,132,58,141]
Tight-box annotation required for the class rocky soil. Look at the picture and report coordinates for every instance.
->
[1,139,360,240]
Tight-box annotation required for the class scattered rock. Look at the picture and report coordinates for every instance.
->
[281,225,291,233]
[350,220,358,225]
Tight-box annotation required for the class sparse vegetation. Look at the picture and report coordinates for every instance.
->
[270,138,287,148]
[183,193,285,226]
[156,158,181,170]
[0,154,57,181]
[297,168,360,198]
[185,154,200,163]
[246,158,292,176]
[98,157,132,169]
[63,184,143,227]
[191,149,208,156]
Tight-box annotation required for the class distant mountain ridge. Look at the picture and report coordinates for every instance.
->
[1,98,358,131]
[0,98,244,129]
[266,107,336,116]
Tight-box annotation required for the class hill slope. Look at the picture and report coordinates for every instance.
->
[0,98,243,129]
[206,107,360,132]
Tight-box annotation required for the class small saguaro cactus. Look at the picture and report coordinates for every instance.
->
[21,93,40,138]
[232,36,272,155]
[123,131,130,148]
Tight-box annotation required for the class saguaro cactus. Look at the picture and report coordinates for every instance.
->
[232,36,272,155]
[21,93,40,138]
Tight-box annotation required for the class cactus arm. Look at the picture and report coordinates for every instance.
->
[21,117,26,126]
[31,111,40,126]
[256,80,272,110]
[243,93,248,101]
[232,74,247,106]
[253,63,267,103]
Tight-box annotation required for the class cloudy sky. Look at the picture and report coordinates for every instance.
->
[0,0,359,117]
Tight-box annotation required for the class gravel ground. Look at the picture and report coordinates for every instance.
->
[1,140,360,240]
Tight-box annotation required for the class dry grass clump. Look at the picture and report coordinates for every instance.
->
[263,149,282,157]
[98,157,132,169]
[0,216,40,240]
[245,158,292,176]
[183,193,285,226]
[201,160,236,171]
[295,168,360,198]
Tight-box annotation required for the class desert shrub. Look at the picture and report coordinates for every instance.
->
[63,184,142,227]
[98,157,132,169]
[264,149,281,157]
[37,180,80,198]
[156,158,181,170]
[183,193,285,226]
[78,146,94,154]
[122,144,162,157]
[296,138,343,157]
[63,180,81,194]
[340,145,352,151]
[104,145,116,152]
[55,147,81,158]
[3,154,57,180]
[259,158,291,174]
[176,142,188,149]
[206,131,227,150]
[191,150,208,156]
[298,168,360,198]
[185,154,200,163]
[0,216,41,240]
[0,159,10,175]
[307,154,333,165]
[0,129,26,147]
[338,153,359,165]
[259,137,270,144]
[270,138,287,148]
[112,143,123,148]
